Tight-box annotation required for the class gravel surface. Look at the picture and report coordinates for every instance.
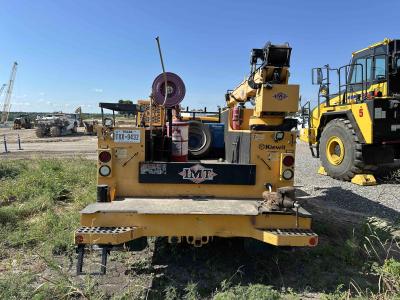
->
[0,127,97,159]
[295,141,400,223]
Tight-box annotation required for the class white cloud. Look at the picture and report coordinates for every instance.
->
[12,101,31,106]
[80,104,93,108]
[93,88,103,93]
[14,94,28,99]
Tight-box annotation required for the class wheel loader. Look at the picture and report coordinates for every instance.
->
[13,114,32,129]
[74,42,318,275]
[300,38,400,185]
[35,113,79,137]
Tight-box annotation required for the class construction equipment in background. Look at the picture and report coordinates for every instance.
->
[300,38,400,185]
[13,114,33,129]
[74,41,317,275]
[1,62,18,125]
[75,106,84,127]
[83,119,99,135]
[35,112,80,137]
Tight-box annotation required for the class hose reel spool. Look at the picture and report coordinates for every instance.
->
[152,72,186,108]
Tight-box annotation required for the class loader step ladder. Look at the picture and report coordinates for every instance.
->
[309,144,319,158]
[301,100,319,158]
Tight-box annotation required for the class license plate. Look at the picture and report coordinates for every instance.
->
[113,130,141,143]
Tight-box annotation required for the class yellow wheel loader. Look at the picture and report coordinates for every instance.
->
[74,42,318,275]
[300,38,400,185]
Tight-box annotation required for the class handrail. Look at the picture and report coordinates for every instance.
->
[301,100,311,128]
[338,63,365,104]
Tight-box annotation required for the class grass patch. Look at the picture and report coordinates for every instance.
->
[0,159,95,254]
[214,284,282,300]
[0,158,399,299]
[147,219,400,299]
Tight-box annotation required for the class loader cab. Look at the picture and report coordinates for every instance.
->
[388,39,400,95]
[347,44,386,94]
[347,39,400,97]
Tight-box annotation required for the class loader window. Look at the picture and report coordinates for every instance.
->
[366,58,372,81]
[350,59,364,83]
[350,57,372,84]
[350,64,360,83]
[374,56,386,80]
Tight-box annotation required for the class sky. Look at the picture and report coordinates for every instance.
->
[0,0,399,113]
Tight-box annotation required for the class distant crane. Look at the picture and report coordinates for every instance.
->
[1,62,18,124]
[0,83,6,99]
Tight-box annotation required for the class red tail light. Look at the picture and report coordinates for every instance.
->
[282,155,294,166]
[75,235,84,244]
[99,151,111,163]
[309,237,318,246]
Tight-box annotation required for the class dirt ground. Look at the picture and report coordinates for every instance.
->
[0,127,97,159]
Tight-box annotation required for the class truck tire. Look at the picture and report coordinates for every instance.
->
[36,126,46,138]
[188,121,212,159]
[50,126,61,137]
[319,118,364,181]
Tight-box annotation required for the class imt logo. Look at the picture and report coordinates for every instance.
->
[273,92,288,101]
[179,164,217,184]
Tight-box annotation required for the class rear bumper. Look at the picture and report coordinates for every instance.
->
[75,198,318,248]
[75,226,318,247]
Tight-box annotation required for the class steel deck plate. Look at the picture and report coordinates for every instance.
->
[80,198,263,215]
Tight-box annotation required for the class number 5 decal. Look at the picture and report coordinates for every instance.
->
[359,108,363,117]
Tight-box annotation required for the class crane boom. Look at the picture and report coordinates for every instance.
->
[225,42,299,129]
[0,84,6,98]
[1,62,18,124]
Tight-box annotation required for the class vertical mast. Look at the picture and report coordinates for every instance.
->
[1,62,18,124]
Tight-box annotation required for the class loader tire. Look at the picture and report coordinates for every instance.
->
[35,126,46,138]
[50,126,61,137]
[319,118,364,181]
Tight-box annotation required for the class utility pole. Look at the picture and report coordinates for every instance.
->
[1,62,18,124]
